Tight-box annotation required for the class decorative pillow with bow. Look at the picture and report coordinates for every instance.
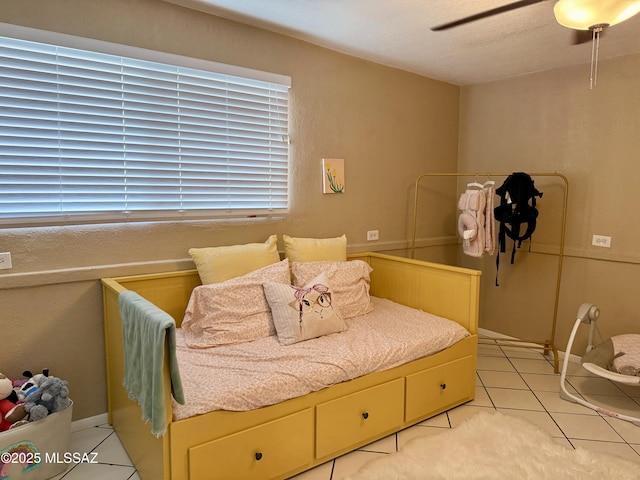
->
[263,272,347,345]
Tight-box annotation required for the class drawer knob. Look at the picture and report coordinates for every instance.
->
[362,412,369,420]
[440,383,447,390]
[255,452,263,461]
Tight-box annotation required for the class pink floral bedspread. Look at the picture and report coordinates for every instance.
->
[172,297,469,420]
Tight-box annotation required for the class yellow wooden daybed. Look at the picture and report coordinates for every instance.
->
[102,252,480,480]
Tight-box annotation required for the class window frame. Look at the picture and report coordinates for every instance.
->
[0,23,291,228]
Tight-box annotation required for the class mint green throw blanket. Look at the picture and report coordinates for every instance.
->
[119,290,185,437]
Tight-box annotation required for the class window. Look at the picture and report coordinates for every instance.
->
[0,24,290,227]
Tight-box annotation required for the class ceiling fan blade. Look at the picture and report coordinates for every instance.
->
[431,0,547,31]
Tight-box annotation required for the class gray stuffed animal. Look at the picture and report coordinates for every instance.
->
[23,376,71,422]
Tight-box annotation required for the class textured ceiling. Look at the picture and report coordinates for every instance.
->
[162,0,640,85]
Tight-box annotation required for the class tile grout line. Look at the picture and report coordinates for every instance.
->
[479,344,640,458]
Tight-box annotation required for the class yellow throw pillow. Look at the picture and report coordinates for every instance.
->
[282,234,347,263]
[189,235,280,284]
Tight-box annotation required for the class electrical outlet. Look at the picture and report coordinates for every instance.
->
[592,234,611,248]
[0,252,12,270]
[366,230,379,241]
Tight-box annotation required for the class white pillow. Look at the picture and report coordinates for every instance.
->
[291,260,373,318]
[182,259,290,348]
[263,272,347,345]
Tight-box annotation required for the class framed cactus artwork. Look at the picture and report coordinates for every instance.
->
[322,158,345,194]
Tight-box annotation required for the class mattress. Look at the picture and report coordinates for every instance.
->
[172,296,470,420]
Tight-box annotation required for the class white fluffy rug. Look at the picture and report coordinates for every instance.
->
[346,411,640,480]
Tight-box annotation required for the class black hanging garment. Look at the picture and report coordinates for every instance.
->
[493,172,543,285]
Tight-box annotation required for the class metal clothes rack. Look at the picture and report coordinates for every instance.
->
[410,172,569,373]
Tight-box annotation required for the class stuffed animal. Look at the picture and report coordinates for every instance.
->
[0,373,28,431]
[23,376,71,422]
[16,369,50,403]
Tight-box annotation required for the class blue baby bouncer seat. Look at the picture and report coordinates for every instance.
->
[560,303,640,426]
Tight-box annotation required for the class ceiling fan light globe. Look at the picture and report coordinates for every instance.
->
[554,0,640,29]
[615,2,640,22]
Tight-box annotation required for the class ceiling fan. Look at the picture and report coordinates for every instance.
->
[432,0,640,42]
[432,0,640,87]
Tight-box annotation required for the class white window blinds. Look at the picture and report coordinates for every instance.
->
[0,27,290,226]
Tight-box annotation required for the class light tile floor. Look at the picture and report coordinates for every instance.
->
[50,340,640,479]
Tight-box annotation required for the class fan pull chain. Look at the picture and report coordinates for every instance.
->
[589,25,605,89]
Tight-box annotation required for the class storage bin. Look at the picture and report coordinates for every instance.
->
[0,401,73,480]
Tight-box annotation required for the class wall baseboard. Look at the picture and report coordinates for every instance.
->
[71,412,109,432]
[479,328,580,364]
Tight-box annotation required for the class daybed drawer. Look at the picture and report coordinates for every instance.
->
[188,409,313,480]
[316,378,404,458]
[405,355,475,423]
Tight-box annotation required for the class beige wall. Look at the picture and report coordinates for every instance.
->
[0,0,460,419]
[458,53,640,354]
[6,0,636,423]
